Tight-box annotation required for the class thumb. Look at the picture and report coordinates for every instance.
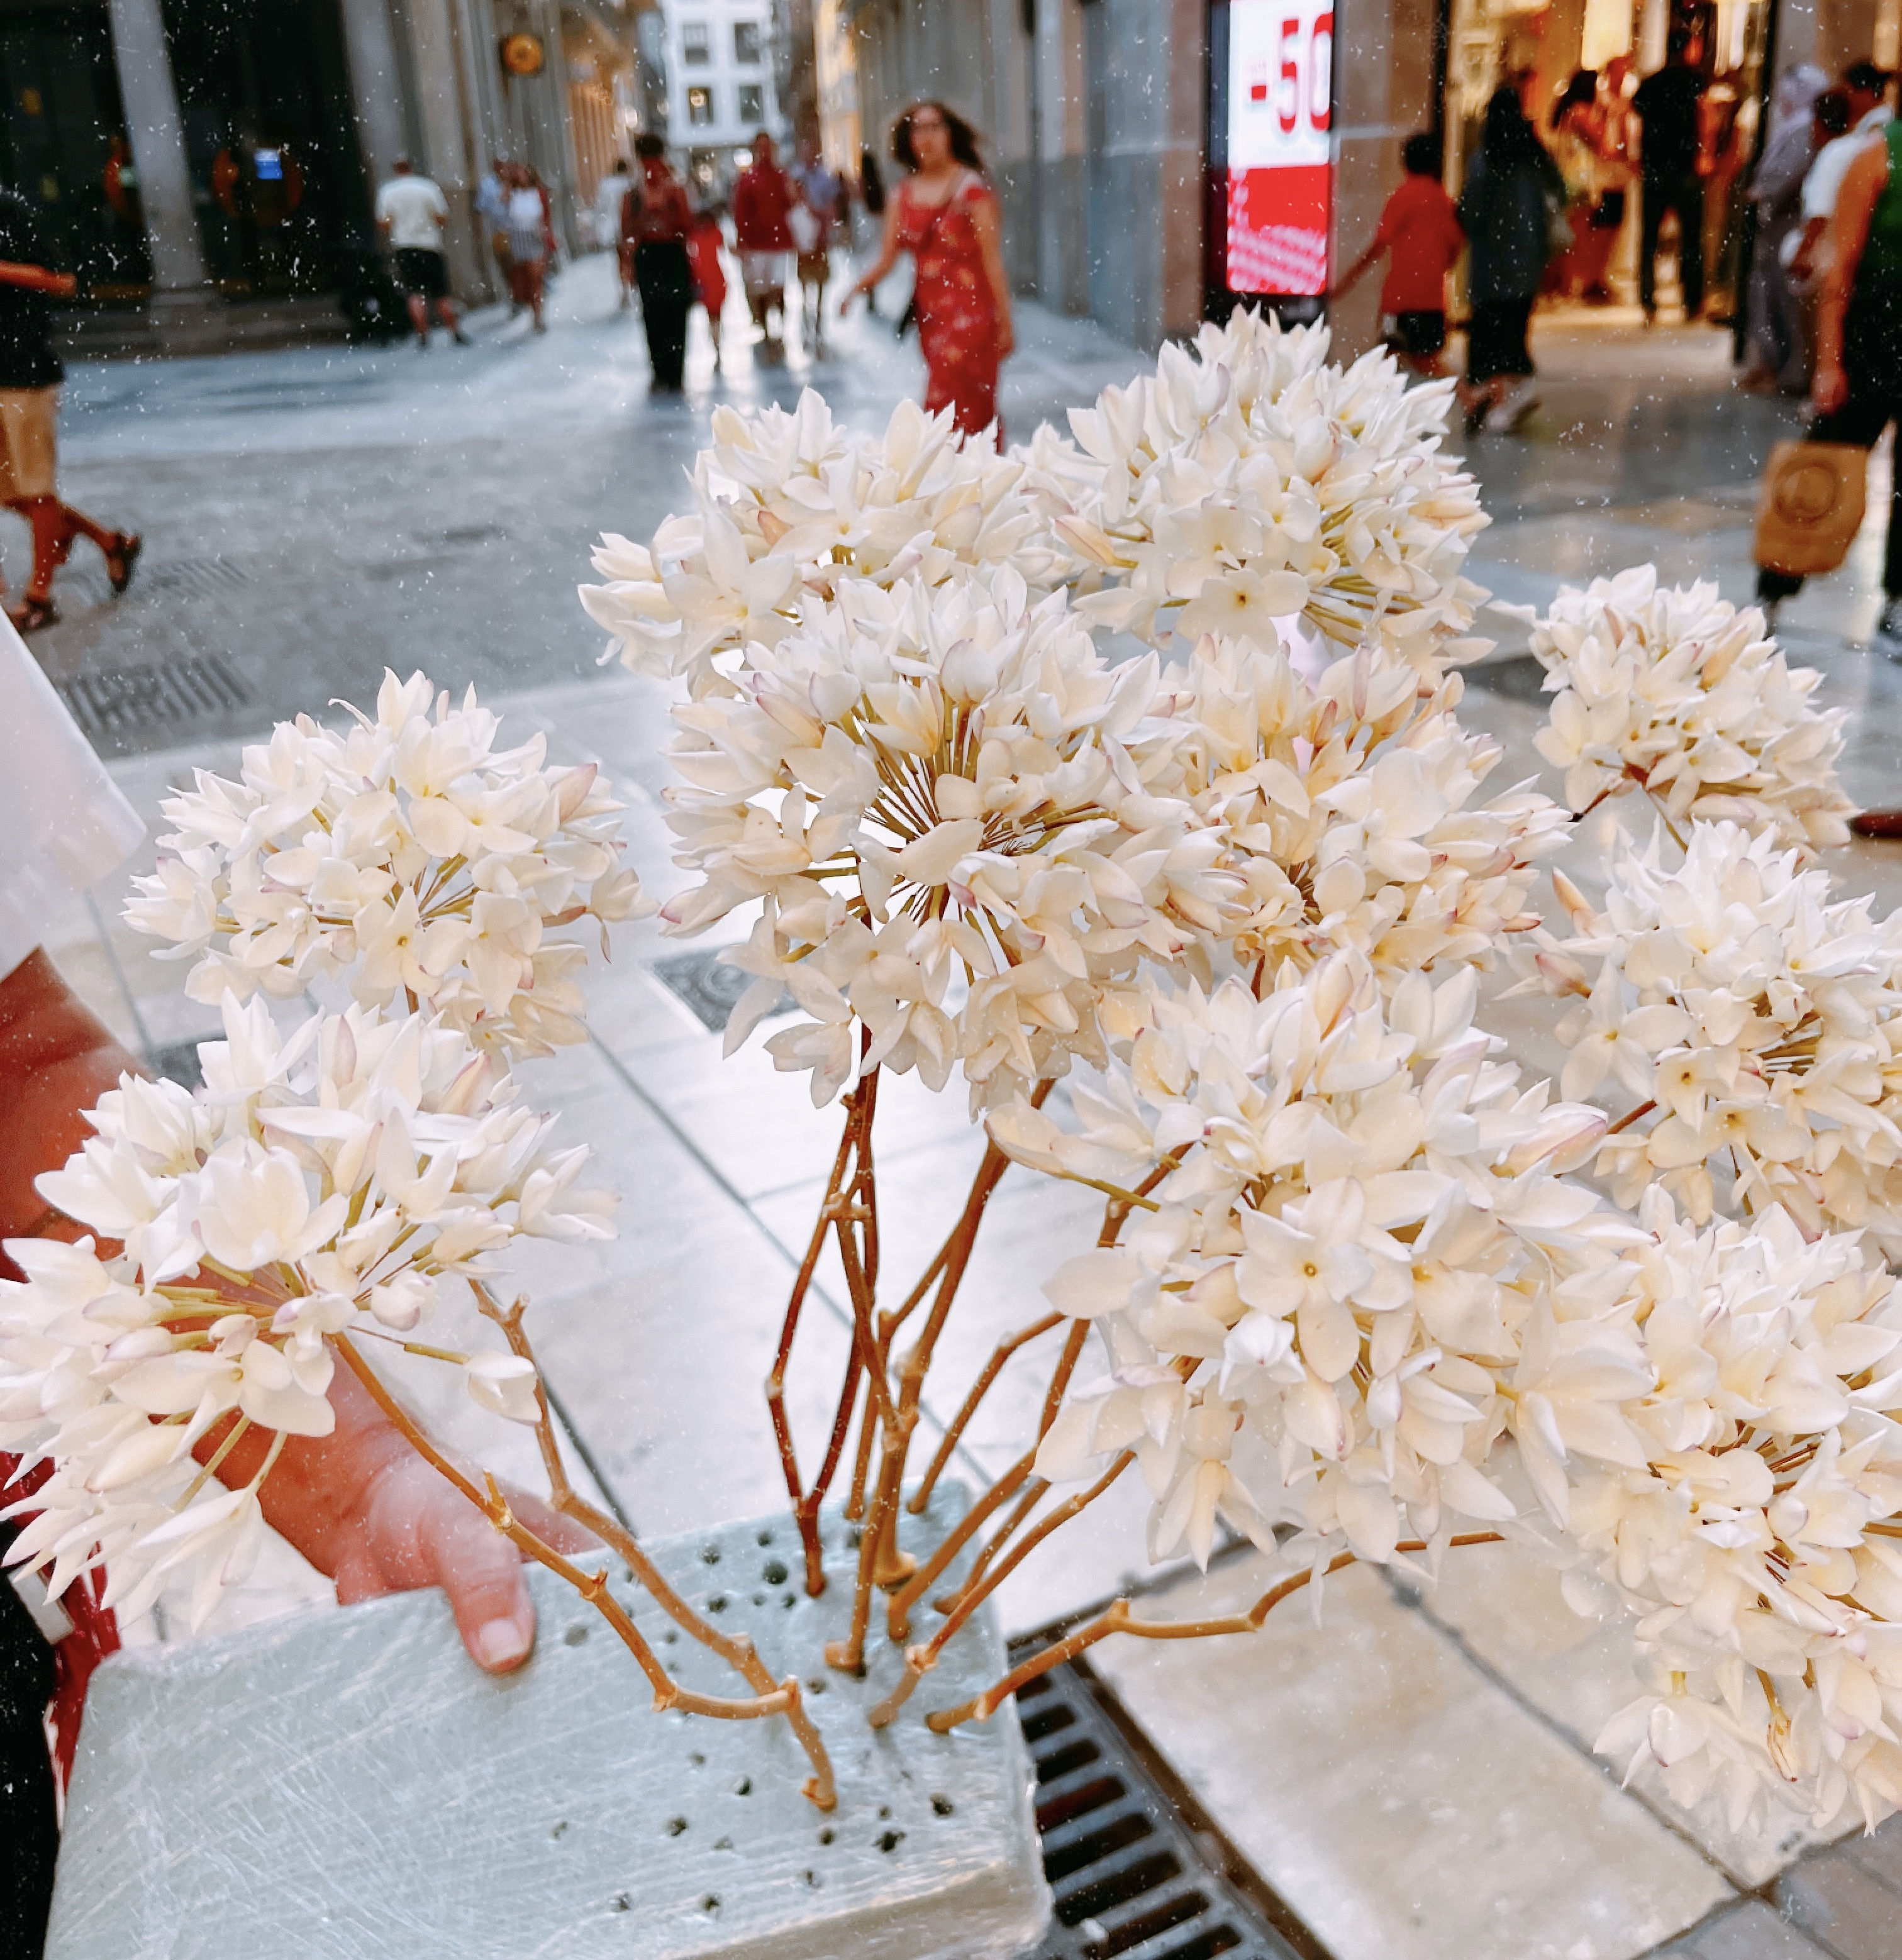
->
[416,1485,538,1675]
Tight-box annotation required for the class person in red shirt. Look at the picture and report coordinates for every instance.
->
[731,132,795,364]
[1335,133,1467,376]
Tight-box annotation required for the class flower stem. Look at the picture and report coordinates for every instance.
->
[923,1533,1504,1732]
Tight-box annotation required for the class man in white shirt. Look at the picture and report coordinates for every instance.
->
[374,158,469,349]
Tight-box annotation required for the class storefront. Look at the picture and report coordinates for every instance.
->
[1440,0,1777,315]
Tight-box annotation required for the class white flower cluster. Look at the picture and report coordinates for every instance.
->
[1050,311,1493,672]
[0,994,612,1629]
[581,392,1071,697]
[124,670,647,1061]
[993,959,1618,1570]
[662,569,1207,1107]
[1527,567,1854,858]
[1163,633,1565,985]
[1574,1199,1902,1832]
[1528,822,1902,1257]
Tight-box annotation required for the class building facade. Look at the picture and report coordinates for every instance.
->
[840,0,1896,357]
[659,0,787,185]
[0,0,648,351]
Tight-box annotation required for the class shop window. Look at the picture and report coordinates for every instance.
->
[687,84,715,126]
[733,21,761,65]
[681,22,710,65]
[737,83,764,125]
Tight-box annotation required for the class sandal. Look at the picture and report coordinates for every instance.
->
[106,531,142,596]
[10,596,58,634]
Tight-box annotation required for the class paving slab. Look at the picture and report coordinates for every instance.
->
[1086,1556,1736,1960]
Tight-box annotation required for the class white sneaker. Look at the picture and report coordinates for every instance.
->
[1484,382,1540,433]
[1876,598,1902,660]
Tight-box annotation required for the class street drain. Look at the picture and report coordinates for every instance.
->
[1464,653,1550,707]
[57,653,252,736]
[107,555,253,603]
[1015,1650,1319,1960]
[648,948,791,1035]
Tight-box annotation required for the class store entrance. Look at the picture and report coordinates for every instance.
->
[159,0,370,298]
[1441,0,1776,320]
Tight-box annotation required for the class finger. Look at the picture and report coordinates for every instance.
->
[501,1480,601,1558]
[416,1483,539,1673]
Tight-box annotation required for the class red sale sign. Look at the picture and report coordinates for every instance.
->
[1226,0,1334,296]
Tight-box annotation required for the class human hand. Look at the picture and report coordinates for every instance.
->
[1813,358,1849,416]
[213,1356,598,1673]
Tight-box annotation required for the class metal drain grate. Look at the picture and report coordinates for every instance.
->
[136,555,252,601]
[648,947,792,1035]
[1465,653,1550,707]
[1016,1653,1318,1960]
[57,653,252,736]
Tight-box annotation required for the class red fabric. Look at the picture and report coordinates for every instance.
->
[1,1451,120,1793]
[894,174,1003,440]
[624,165,691,246]
[1369,173,1465,314]
[686,218,727,315]
[732,165,795,251]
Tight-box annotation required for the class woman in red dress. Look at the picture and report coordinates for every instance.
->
[842,102,1015,440]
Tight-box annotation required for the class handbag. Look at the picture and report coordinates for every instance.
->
[1754,440,1869,577]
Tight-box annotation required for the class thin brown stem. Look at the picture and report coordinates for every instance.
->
[341,1325,836,1808]
[870,1453,1133,1727]
[923,1533,1505,1732]
[1604,1099,1655,1138]
[909,1310,1062,1516]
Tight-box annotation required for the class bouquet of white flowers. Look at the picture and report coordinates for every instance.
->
[11,308,1902,1841]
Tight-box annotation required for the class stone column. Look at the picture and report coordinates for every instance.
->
[107,0,218,339]
[404,0,486,294]
[338,0,411,191]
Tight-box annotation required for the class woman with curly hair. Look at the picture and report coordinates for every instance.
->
[842,101,1014,439]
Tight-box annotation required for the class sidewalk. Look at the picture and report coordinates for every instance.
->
[31,280,1902,1958]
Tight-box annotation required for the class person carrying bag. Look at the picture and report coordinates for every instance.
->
[1755,116,1902,650]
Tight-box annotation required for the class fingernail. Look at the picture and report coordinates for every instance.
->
[476,1614,532,1671]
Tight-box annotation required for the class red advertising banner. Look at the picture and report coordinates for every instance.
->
[1225,0,1335,297]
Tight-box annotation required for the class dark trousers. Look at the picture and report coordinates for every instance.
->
[0,1567,56,1957]
[1640,172,1705,318]
[635,239,692,389]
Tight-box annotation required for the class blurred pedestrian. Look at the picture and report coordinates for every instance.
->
[596,156,634,308]
[626,135,692,393]
[1334,131,1464,376]
[374,158,467,350]
[733,133,795,363]
[1740,65,1829,390]
[503,163,552,334]
[842,102,1013,441]
[791,139,842,357]
[475,155,512,303]
[0,185,138,634]
[686,196,728,372]
[1791,62,1893,286]
[1759,102,1902,661]
[1634,28,1710,322]
[1547,70,1624,302]
[1457,86,1565,433]
[857,145,887,316]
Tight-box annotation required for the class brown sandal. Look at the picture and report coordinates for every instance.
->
[10,596,58,633]
[106,531,142,596]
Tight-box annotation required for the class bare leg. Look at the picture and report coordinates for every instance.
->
[406,292,428,343]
